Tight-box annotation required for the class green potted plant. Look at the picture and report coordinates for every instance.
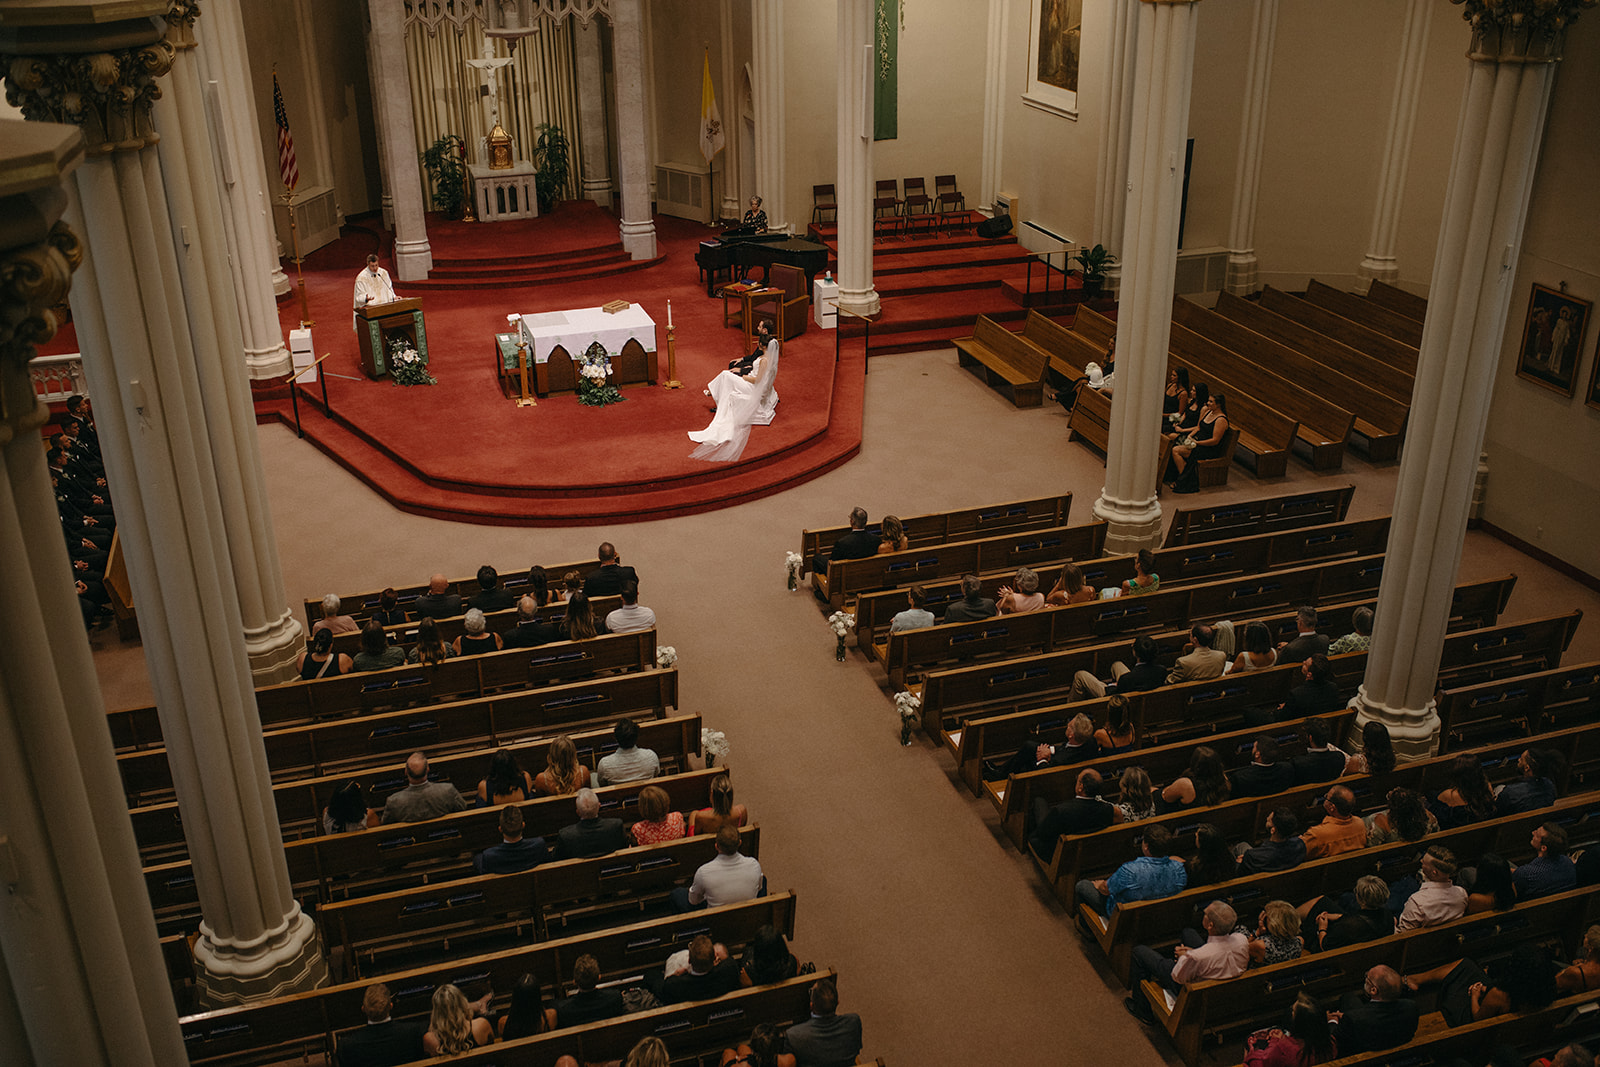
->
[1075,243,1117,298]
[533,122,570,213]
[420,133,468,218]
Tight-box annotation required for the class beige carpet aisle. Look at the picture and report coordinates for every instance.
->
[89,346,1600,1066]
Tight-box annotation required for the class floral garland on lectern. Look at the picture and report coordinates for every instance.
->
[388,337,436,386]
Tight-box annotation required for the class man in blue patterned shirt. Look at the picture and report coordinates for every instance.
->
[1074,823,1188,921]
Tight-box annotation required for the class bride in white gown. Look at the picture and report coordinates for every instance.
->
[687,337,780,462]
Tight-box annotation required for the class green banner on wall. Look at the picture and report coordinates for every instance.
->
[874,0,898,141]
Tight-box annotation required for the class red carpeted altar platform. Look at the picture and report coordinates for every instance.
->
[253,203,864,526]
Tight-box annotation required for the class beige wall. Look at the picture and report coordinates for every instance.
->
[1481,15,1600,578]
[782,2,838,234]
[1183,0,1254,252]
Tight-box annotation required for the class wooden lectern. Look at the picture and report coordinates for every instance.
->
[356,298,426,379]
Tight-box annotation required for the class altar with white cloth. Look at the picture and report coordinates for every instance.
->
[501,304,659,398]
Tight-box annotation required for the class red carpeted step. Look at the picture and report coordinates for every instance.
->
[397,254,666,292]
[429,246,633,276]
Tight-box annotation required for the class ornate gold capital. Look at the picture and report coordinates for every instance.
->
[2,42,175,152]
[164,0,201,52]
[1452,0,1597,61]
[1,220,82,437]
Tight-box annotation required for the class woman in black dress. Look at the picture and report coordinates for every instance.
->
[1166,392,1229,493]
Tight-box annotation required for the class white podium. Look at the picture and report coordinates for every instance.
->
[813,278,840,330]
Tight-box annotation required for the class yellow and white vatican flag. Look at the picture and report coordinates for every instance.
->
[700,49,725,164]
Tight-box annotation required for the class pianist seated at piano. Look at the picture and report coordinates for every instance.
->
[739,196,768,234]
[688,337,780,463]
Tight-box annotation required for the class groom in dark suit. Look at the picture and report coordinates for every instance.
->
[785,978,863,1067]
[584,542,639,598]
[335,984,424,1067]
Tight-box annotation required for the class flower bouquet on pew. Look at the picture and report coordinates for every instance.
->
[656,645,677,669]
[827,611,855,661]
[702,727,730,768]
[785,551,803,590]
[894,690,921,746]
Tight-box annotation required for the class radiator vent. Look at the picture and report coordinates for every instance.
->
[1174,246,1230,296]
[655,162,710,224]
[271,185,340,258]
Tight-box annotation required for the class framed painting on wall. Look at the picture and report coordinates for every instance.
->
[1024,0,1083,119]
[1514,283,1590,398]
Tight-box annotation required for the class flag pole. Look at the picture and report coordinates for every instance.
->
[281,191,314,328]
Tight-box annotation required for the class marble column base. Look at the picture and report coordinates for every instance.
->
[270,263,290,297]
[620,219,658,261]
[1349,683,1441,761]
[244,339,292,380]
[582,177,613,208]
[1355,255,1400,293]
[1224,251,1259,296]
[836,287,880,317]
[1092,492,1163,554]
[244,608,304,686]
[394,237,433,281]
[194,904,329,1010]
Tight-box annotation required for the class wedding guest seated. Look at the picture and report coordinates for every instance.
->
[1114,766,1157,824]
[1246,653,1342,727]
[406,617,455,665]
[372,588,408,626]
[1238,806,1306,874]
[551,954,626,1028]
[811,506,877,579]
[876,514,908,554]
[1168,623,1227,683]
[629,785,686,845]
[504,596,560,648]
[1344,721,1397,776]
[1291,718,1349,785]
[1401,945,1558,1028]
[941,574,998,624]
[1031,769,1121,856]
[422,983,493,1054]
[1328,966,1418,1053]
[584,541,638,597]
[1163,366,1192,429]
[1229,621,1279,674]
[1095,694,1137,755]
[646,934,742,1004]
[525,565,553,607]
[468,565,515,613]
[693,774,749,836]
[1301,786,1366,859]
[1300,875,1393,953]
[785,978,863,1067]
[1243,993,1335,1067]
[1075,823,1187,919]
[1512,822,1577,900]
[1122,549,1160,596]
[497,973,554,1041]
[556,788,627,858]
[1164,382,1207,441]
[1556,925,1600,995]
[1186,823,1240,889]
[1158,746,1231,813]
[604,579,656,634]
[1431,755,1498,829]
[381,752,466,823]
[414,573,463,620]
[1495,748,1561,815]
[889,584,935,633]
[1230,735,1296,798]
[1248,900,1305,966]
[473,804,548,874]
[1278,606,1330,660]
[353,620,405,672]
[314,593,359,634]
[1046,561,1097,606]
[1466,853,1516,915]
[452,608,503,656]
[1124,900,1247,1025]
[720,1023,794,1067]
[336,982,424,1067]
[558,592,605,640]
[559,570,583,602]
[1394,845,1466,931]
[1365,786,1437,846]
[1328,606,1374,654]
[297,627,352,680]
[323,780,377,834]
[596,718,660,785]
[534,736,592,796]
[477,748,535,806]
[1066,635,1168,702]
[992,712,1100,782]
[996,567,1045,614]
[1164,392,1229,494]
[672,825,764,911]
[739,925,800,987]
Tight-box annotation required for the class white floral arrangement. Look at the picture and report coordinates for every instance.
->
[785,550,803,589]
[827,611,855,637]
[577,343,624,406]
[388,337,436,386]
[894,690,921,724]
[702,727,730,763]
[656,645,677,668]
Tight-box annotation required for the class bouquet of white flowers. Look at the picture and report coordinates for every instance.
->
[827,611,855,637]
[577,343,624,406]
[701,727,730,767]
[785,550,803,590]
[894,690,921,745]
[656,645,678,668]
[387,338,436,386]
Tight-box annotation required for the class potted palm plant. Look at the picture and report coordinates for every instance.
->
[1075,243,1117,298]
[420,133,468,218]
[533,122,570,214]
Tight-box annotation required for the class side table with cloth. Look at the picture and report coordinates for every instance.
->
[512,306,658,396]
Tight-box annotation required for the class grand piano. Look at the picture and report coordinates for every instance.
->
[695,227,830,297]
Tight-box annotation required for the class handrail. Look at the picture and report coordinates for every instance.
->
[276,351,336,439]
[1025,244,1080,306]
[836,303,882,374]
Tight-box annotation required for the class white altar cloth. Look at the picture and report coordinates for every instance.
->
[515,305,657,364]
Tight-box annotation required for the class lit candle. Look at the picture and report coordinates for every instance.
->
[667,300,673,329]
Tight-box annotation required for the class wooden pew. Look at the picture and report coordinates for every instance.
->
[318,825,762,975]
[1439,657,1600,754]
[1069,304,1117,348]
[1304,277,1425,346]
[1163,348,1296,479]
[952,314,1049,407]
[1309,990,1600,1067]
[302,556,606,632]
[1225,289,1415,406]
[798,493,1073,578]
[326,594,622,658]
[1209,292,1410,461]
[118,670,681,802]
[1258,285,1418,376]
[1067,379,1113,453]
[126,715,705,858]
[1364,278,1428,322]
[816,522,1108,611]
[1146,884,1600,1066]
[248,630,658,727]
[178,894,800,1067]
[1163,485,1355,546]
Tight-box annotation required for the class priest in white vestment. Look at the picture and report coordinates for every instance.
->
[688,338,780,463]
[353,254,398,327]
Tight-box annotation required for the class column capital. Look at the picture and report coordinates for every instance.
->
[1453,0,1596,61]
[163,0,201,51]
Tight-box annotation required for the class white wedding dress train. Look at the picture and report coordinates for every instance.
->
[687,339,781,462]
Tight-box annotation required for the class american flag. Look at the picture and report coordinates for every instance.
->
[273,72,299,193]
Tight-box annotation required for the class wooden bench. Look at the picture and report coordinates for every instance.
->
[177,895,801,1067]
[1259,285,1419,377]
[1069,304,1117,347]
[1169,312,1357,470]
[1439,657,1600,754]
[952,314,1049,407]
[1226,289,1415,406]
[798,493,1073,578]
[1310,990,1600,1067]
[1163,485,1355,546]
[326,594,622,659]
[1364,277,1428,322]
[317,825,763,976]
[1304,277,1425,346]
[117,670,681,802]
[1210,292,1410,461]
[815,522,1108,611]
[302,556,607,632]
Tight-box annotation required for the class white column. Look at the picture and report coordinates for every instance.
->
[290,0,341,224]
[1352,6,1574,757]
[196,0,291,376]
[162,5,305,687]
[367,0,432,279]
[612,0,658,259]
[0,116,191,1067]
[753,0,788,233]
[835,0,880,317]
[1092,0,1139,293]
[1092,0,1200,554]
[718,1,741,222]
[978,0,1008,215]
[1356,0,1433,291]
[574,15,613,208]
[1222,0,1277,296]
[364,8,395,231]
